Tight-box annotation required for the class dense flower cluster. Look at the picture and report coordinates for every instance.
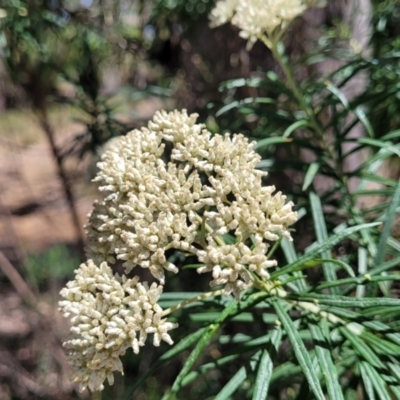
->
[59,260,177,392]
[60,109,297,391]
[86,110,297,294]
[210,0,326,45]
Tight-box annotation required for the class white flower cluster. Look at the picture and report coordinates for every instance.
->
[61,109,297,391]
[210,0,326,45]
[86,109,297,295]
[197,239,277,298]
[59,260,177,392]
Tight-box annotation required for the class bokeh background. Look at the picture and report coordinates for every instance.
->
[0,0,399,399]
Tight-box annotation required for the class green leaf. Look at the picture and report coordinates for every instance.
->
[359,361,392,400]
[252,350,273,400]
[316,274,400,291]
[358,173,398,188]
[381,129,400,141]
[216,97,276,116]
[254,136,292,150]
[180,354,239,388]
[270,361,302,383]
[273,300,325,400]
[281,238,309,292]
[302,163,320,191]
[252,328,282,400]
[358,138,400,157]
[359,362,376,400]
[283,119,309,138]
[181,263,204,269]
[302,258,355,278]
[340,327,384,369]
[374,178,400,268]
[270,222,380,279]
[309,324,345,400]
[361,331,400,356]
[161,299,238,400]
[124,327,207,399]
[294,293,400,308]
[309,192,339,294]
[369,256,400,275]
[161,292,270,399]
[189,312,255,323]
[325,82,374,137]
[214,365,248,400]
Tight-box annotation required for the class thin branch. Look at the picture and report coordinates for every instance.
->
[0,250,37,307]
[36,108,85,258]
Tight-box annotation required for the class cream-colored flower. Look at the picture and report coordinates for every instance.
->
[210,0,326,45]
[197,237,277,299]
[86,109,297,293]
[59,260,177,392]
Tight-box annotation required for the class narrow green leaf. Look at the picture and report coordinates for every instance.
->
[316,274,400,291]
[216,97,276,116]
[273,300,325,400]
[283,119,309,138]
[162,292,270,399]
[254,136,292,150]
[325,82,374,137]
[214,365,248,400]
[374,178,400,268]
[252,350,273,400]
[381,129,400,141]
[367,255,400,276]
[294,293,400,308]
[302,163,320,191]
[359,361,392,400]
[302,258,355,277]
[361,306,400,319]
[270,361,302,383]
[281,238,309,292]
[340,327,384,369]
[180,354,239,388]
[309,324,345,400]
[270,222,380,279]
[182,263,204,269]
[361,331,400,356]
[359,362,376,400]
[358,173,397,188]
[309,192,339,293]
[358,138,400,157]
[189,312,255,323]
[124,327,207,399]
[388,386,400,399]
[162,300,238,400]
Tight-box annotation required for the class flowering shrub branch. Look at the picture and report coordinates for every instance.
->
[59,109,297,391]
[58,1,400,398]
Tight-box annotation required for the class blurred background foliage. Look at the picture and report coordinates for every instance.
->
[0,0,399,399]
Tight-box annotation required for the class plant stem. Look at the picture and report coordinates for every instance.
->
[161,289,225,316]
[193,212,225,247]
[261,34,359,211]
[37,107,85,258]
[261,34,326,141]
[254,279,346,325]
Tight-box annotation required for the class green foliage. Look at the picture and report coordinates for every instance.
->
[2,1,399,399]
[117,2,400,399]
[24,244,79,284]
[0,0,170,155]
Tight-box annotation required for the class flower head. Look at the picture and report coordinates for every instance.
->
[210,0,326,46]
[59,260,177,392]
[86,109,297,296]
